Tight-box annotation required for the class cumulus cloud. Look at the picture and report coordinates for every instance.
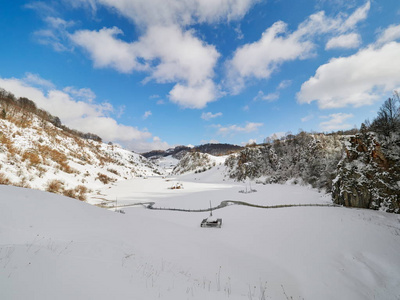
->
[227,21,314,93]
[65,0,259,108]
[319,113,353,131]
[70,26,147,73]
[226,2,370,93]
[297,42,400,109]
[71,25,220,108]
[0,76,167,152]
[169,80,219,109]
[81,0,258,28]
[325,33,361,49]
[216,122,263,136]
[201,111,222,121]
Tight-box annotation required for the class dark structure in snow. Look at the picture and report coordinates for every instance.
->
[201,204,222,228]
[200,215,222,228]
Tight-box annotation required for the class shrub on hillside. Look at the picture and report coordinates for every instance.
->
[74,185,88,201]
[22,151,41,166]
[0,173,10,185]
[96,173,114,184]
[46,179,64,194]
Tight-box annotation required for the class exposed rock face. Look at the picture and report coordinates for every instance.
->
[332,133,400,213]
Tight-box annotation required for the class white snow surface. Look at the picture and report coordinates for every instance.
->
[0,117,163,193]
[2,168,400,299]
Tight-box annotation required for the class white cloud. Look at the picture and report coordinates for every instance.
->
[227,20,314,93]
[143,111,152,119]
[216,122,263,136]
[340,1,370,33]
[0,76,167,152]
[126,136,170,153]
[376,24,400,45]
[268,132,286,140]
[325,33,361,49]
[169,79,219,109]
[253,90,279,102]
[71,25,220,108]
[87,0,258,28]
[70,26,147,73]
[277,80,292,90]
[63,86,96,102]
[241,138,257,146]
[34,17,75,52]
[201,111,222,121]
[297,42,400,109]
[226,2,370,94]
[319,113,353,131]
[23,73,55,89]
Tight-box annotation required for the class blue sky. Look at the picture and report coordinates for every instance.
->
[0,0,399,152]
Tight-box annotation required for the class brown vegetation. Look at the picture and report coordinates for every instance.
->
[0,173,10,185]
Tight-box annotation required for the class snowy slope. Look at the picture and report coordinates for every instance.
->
[172,151,227,175]
[0,116,163,200]
[2,179,400,300]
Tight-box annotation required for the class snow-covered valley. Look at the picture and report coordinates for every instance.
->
[1,96,400,299]
[1,168,400,299]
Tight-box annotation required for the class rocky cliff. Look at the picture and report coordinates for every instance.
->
[332,132,400,213]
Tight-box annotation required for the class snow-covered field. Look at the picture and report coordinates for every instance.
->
[1,169,400,299]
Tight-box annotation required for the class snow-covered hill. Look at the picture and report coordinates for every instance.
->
[0,106,163,200]
[1,182,400,299]
[172,151,226,175]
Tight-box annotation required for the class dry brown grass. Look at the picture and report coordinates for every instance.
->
[96,173,114,184]
[1,134,16,154]
[107,168,120,176]
[46,179,88,201]
[74,185,88,201]
[22,151,41,166]
[0,173,10,185]
[46,179,64,194]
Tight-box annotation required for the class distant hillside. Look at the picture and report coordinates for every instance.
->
[172,152,226,175]
[142,143,243,159]
[0,88,163,200]
[225,132,344,192]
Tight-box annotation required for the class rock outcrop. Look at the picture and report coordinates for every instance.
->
[332,132,400,213]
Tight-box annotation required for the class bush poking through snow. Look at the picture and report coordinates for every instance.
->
[46,179,88,201]
[168,182,184,190]
[22,151,41,166]
[96,173,115,185]
[46,179,64,194]
[0,173,10,185]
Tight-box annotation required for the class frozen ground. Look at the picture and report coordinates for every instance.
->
[1,169,400,299]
